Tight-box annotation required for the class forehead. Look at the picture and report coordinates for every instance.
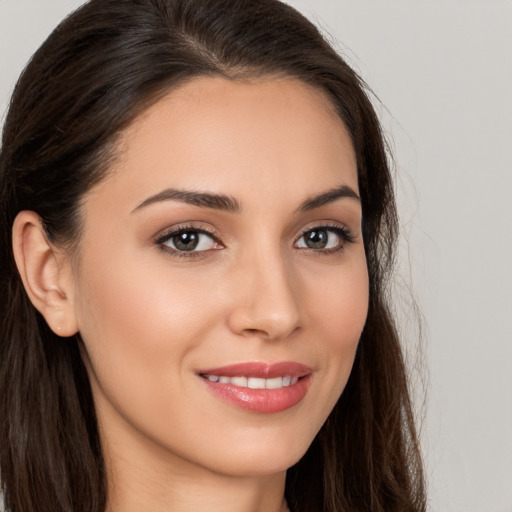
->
[88,76,358,212]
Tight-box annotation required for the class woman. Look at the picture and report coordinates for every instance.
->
[0,0,426,511]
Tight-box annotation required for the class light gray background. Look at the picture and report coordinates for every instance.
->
[1,1,511,511]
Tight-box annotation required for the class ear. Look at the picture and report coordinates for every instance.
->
[12,211,79,337]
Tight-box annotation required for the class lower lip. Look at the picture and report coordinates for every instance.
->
[200,375,312,413]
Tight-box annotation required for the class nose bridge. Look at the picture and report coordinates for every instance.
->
[228,240,301,340]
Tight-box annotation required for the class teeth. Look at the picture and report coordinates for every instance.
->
[203,375,298,389]
[265,377,283,389]
[248,377,265,389]
[230,376,248,387]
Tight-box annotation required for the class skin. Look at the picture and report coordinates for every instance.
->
[13,77,368,512]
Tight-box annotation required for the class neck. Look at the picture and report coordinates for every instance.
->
[104,436,289,512]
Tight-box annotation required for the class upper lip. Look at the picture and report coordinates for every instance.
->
[197,361,312,379]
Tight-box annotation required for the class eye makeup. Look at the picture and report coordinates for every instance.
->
[155,224,224,260]
[154,220,355,261]
[294,224,355,254]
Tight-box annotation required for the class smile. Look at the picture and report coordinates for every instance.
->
[201,375,299,389]
[197,362,312,413]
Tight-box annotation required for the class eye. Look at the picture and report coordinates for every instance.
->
[295,226,354,252]
[156,227,221,254]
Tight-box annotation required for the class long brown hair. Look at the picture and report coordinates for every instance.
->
[0,1,426,511]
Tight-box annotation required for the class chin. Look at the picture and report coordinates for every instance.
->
[188,422,319,478]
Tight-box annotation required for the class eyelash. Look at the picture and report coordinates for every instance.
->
[155,224,221,260]
[296,224,355,255]
[155,223,355,260]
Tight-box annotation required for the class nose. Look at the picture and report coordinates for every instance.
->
[227,249,302,341]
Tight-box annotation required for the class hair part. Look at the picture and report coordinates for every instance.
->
[0,1,425,511]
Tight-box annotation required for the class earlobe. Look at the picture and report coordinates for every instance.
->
[12,211,79,337]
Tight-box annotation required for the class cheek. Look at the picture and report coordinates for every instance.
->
[76,242,216,343]
[73,248,221,408]
[307,252,369,405]
[307,247,369,342]
[73,253,234,464]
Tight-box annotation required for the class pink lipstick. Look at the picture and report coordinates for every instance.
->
[197,362,312,413]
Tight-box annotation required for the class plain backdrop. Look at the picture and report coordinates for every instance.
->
[1,1,511,511]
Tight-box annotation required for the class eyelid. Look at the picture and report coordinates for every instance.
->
[294,223,355,251]
[154,223,220,245]
[295,221,354,239]
[153,220,355,260]
[154,223,225,259]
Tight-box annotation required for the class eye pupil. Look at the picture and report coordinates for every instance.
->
[305,229,328,249]
[173,231,199,251]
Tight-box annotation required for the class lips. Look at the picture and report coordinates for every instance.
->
[197,362,312,413]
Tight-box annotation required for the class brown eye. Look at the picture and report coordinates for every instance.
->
[295,226,354,251]
[159,229,218,252]
[302,229,329,249]
[172,231,200,251]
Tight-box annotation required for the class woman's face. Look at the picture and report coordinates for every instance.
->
[70,77,368,477]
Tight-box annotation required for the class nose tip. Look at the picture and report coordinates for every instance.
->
[230,305,300,341]
[227,261,301,341]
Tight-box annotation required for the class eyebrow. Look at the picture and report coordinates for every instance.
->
[131,188,241,213]
[297,185,360,211]
[131,183,360,214]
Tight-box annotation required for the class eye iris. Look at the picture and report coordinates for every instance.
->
[173,231,199,251]
[305,229,328,249]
